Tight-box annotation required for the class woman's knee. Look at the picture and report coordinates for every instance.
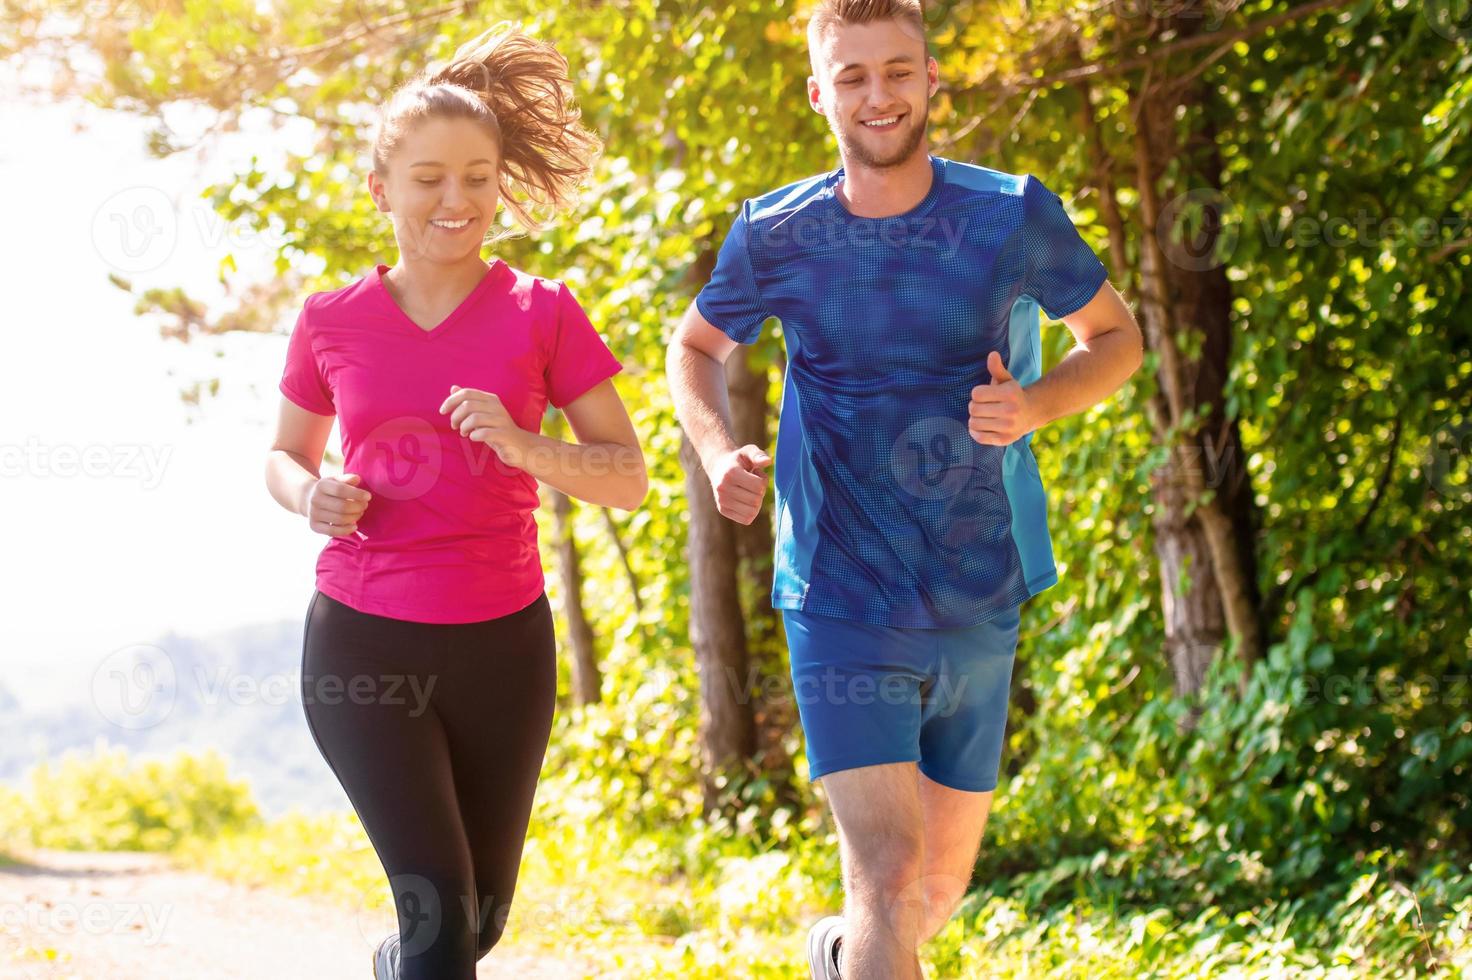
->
[472,896,513,959]
[390,869,478,970]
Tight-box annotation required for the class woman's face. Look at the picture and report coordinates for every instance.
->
[369,116,502,264]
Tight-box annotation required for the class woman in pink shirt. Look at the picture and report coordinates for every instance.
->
[264,26,646,980]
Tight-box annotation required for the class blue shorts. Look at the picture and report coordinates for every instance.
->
[782,605,1022,793]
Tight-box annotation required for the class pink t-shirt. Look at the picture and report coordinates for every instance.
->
[278,259,623,623]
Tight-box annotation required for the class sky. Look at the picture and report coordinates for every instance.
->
[0,62,346,710]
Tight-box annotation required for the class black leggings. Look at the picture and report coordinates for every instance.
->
[300,589,557,979]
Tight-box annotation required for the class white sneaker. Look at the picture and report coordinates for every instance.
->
[372,932,400,979]
[806,915,845,979]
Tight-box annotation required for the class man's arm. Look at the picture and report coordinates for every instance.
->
[1027,281,1146,427]
[668,302,741,470]
[666,301,772,524]
[968,281,1145,445]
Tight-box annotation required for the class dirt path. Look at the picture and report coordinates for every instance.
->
[0,848,595,979]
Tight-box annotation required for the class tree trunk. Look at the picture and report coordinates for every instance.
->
[677,245,760,812]
[1181,90,1266,653]
[549,486,601,706]
[727,342,776,618]
[725,342,798,790]
[1121,4,1265,705]
[680,430,759,812]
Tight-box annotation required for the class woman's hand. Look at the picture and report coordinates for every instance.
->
[304,473,372,537]
[439,385,529,467]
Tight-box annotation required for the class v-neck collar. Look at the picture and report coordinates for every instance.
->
[372,260,507,340]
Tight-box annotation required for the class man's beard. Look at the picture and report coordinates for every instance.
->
[833,108,928,170]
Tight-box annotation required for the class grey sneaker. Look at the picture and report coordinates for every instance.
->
[806,915,845,979]
[372,932,400,979]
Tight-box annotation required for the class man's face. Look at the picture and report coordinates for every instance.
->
[807,18,939,171]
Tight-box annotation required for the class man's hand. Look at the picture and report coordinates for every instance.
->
[968,352,1038,446]
[439,385,529,467]
[707,445,771,525]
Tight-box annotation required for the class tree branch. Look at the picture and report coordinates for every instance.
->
[960,0,1356,96]
[600,506,644,616]
[265,2,463,69]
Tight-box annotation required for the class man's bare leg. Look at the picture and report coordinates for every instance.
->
[915,774,994,943]
[821,762,928,980]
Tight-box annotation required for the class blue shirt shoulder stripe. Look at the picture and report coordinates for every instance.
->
[942,159,1028,198]
[748,171,835,224]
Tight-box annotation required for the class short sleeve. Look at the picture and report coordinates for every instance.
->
[1020,174,1110,321]
[278,303,335,416]
[694,201,770,345]
[545,282,624,409]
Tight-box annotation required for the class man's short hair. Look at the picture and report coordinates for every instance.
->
[807,0,927,49]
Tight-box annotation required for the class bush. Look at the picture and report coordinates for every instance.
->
[10,742,261,852]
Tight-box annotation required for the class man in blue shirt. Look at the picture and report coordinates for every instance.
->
[666,2,1144,977]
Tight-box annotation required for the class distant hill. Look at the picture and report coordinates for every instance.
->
[0,618,351,817]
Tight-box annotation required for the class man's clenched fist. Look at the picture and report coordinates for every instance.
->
[707,445,771,525]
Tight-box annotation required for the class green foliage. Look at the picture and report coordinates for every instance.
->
[6,0,1470,974]
[5,744,261,852]
[1,742,1465,976]
[178,806,392,910]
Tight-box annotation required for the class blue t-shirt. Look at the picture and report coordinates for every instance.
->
[694,155,1109,629]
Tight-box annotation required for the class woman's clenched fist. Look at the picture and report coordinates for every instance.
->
[304,473,373,537]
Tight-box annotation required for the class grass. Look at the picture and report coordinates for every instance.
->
[4,749,1469,977]
[169,803,1472,978]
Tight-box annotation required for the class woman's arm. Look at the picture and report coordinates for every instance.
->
[441,380,648,511]
[519,378,647,510]
[266,398,332,516]
[266,397,373,535]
